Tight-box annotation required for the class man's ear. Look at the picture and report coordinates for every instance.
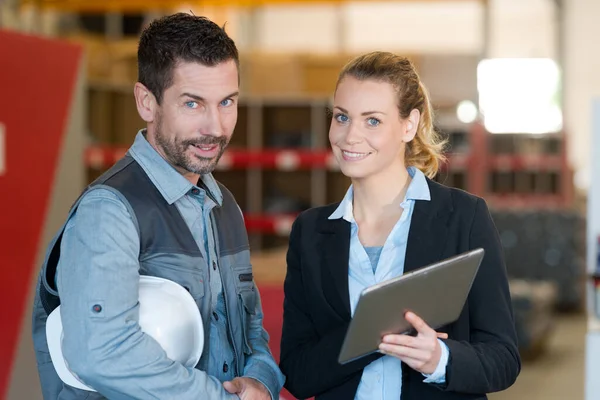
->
[134,83,157,123]
[402,108,420,143]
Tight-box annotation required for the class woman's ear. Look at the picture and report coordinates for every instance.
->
[402,109,420,143]
[134,83,157,123]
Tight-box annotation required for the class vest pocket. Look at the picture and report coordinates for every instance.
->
[238,289,257,355]
[239,289,257,315]
[231,263,257,355]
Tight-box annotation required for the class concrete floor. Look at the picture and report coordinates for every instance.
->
[489,312,587,400]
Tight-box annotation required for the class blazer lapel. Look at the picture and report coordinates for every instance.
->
[314,179,454,320]
[318,216,352,321]
[404,179,453,274]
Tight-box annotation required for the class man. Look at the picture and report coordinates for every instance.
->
[31,13,285,399]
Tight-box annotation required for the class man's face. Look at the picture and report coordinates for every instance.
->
[147,60,239,181]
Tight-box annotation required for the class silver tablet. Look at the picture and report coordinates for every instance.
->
[338,248,485,365]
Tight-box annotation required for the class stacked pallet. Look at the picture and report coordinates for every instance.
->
[491,209,586,312]
[509,279,558,360]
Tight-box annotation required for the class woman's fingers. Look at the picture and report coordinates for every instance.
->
[404,312,437,338]
[378,342,429,361]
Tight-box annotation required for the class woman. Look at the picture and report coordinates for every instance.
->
[279,52,520,400]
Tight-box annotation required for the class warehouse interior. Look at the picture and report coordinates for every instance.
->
[1,0,600,399]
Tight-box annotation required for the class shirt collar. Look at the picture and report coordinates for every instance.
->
[328,166,430,222]
[405,166,431,202]
[128,130,223,206]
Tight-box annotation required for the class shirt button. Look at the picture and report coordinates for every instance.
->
[212,261,217,271]
[223,362,228,373]
[92,304,102,313]
[191,188,200,195]
[213,312,219,321]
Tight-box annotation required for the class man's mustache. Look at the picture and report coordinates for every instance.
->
[183,136,228,147]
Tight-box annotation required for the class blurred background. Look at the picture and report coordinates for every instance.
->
[1,0,600,399]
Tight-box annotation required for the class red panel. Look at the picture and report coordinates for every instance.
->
[85,146,473,172]
[0,30,82,397]
[244,213,297,235]
[258,285,298,400]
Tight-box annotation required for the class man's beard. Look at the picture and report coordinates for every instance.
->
[154,116,228,175]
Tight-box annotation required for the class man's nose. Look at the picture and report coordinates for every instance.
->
[201,107,223,137]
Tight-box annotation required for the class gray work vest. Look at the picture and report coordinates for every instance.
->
[31,154,257,399]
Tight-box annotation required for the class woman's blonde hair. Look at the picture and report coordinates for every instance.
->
[336,51,447,178]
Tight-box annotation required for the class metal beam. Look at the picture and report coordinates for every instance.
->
[22,0,487,14]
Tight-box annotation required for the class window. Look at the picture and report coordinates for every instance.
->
[477,58,562,134]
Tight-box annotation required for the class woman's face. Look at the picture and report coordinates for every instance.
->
[329,76,419,181]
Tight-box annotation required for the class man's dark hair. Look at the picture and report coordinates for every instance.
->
[137,13,239,104]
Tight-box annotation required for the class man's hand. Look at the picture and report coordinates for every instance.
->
[223,377,271,400]
[378,311,447,375]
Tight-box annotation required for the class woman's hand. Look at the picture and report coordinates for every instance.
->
[378,311,448,375]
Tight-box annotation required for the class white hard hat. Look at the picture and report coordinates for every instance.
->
[46,275,204,391]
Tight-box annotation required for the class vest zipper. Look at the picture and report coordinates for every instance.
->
[219,265,239,377]
[212,212,240,377]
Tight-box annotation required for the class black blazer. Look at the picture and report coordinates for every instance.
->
[279,178,521,400]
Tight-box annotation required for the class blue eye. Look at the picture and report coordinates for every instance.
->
[220,98,234,107]
[335,113,349,123]
[185,101,198,109]
[367,117,381,127]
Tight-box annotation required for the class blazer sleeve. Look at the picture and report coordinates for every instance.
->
[442,198,521,393]
[279,215,380,399]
